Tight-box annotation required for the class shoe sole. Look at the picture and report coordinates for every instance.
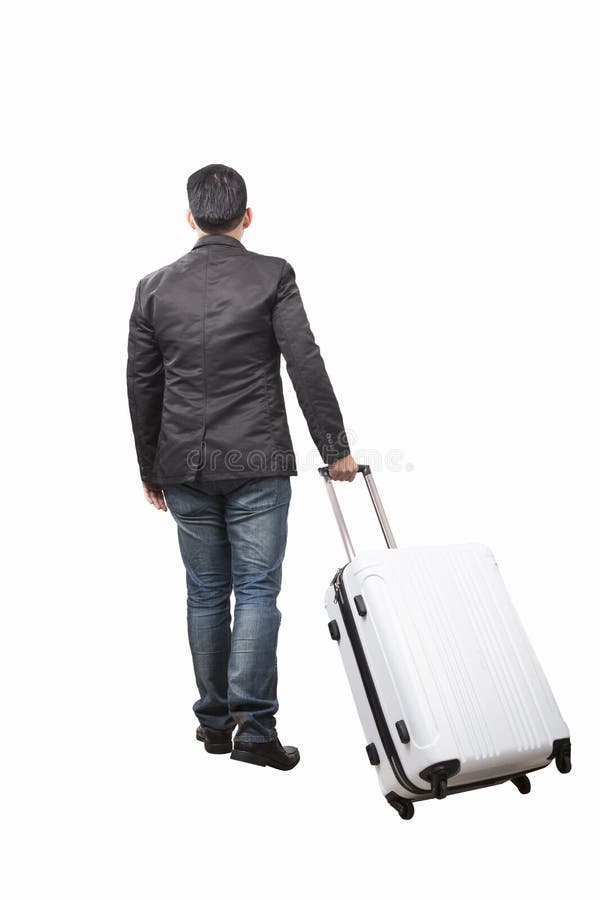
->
[230,748,300,771]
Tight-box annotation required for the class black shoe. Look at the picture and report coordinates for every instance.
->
[196,725,234,755]
[231,736,300,771]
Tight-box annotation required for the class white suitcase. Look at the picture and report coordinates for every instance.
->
[320,465,571,820]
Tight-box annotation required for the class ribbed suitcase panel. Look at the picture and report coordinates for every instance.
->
[344,545,568,787]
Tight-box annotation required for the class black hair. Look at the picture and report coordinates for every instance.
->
[186,163,247,234]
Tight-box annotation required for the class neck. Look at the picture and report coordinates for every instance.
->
[199,227,243,241]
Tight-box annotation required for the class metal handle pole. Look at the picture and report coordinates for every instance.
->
[361,469,397,549]
[323,477,356,561]
[318,464,397,558]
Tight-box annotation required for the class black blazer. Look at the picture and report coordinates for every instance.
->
[127,233,349,483]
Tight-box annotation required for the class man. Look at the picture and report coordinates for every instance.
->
[127,163,357,771]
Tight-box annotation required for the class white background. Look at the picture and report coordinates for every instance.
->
[2,1,599,897]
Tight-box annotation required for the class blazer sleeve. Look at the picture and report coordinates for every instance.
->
[272,260,350,464]
[126,281,165,481]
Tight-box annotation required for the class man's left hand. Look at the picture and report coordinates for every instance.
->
[143,482,168,511]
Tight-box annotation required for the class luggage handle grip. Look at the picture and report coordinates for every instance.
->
[318,464,397,561]
[318,463,371,477]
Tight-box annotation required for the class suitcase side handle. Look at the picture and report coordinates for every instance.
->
[318,464,397,561]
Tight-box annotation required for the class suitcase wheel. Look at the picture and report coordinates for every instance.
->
[419,759,460,799]
[385,792,415,820]
[511,774,531,795]
[431,775,448,800]
[397,801,414,820]
[550,738,572,774]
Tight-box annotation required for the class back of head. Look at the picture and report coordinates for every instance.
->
[187,163,247,234]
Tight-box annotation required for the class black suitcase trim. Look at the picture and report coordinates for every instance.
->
[334,568,430,797]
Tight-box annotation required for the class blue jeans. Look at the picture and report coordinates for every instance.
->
[165,477,292,743]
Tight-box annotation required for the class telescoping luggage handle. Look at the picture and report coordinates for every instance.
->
[318,464,397,561]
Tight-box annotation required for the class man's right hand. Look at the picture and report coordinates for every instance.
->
[143,481,168,511]
[328,454,359,482]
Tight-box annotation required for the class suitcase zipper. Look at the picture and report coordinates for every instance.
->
[332,568,343,601]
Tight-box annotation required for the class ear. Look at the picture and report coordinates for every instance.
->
[186,209,197,230]
[243,208,253,229]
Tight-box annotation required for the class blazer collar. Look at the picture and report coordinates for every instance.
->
[192,234,247,251]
